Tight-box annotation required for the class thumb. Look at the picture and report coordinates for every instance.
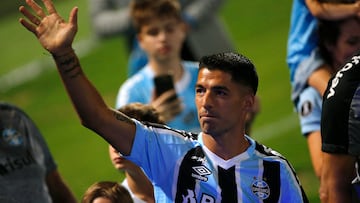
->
[68,7,78,27]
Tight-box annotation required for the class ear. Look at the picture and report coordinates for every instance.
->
[244,94,255,112]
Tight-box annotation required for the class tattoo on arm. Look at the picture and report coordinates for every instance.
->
[53,50,82,78]
[113,111,134,125]
[59,57,82,78]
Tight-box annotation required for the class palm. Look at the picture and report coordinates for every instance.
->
[19,0,78,55]
[37,13,76,53]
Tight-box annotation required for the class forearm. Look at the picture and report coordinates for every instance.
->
[307,64,332,96]
[125,169,155,203]
[46,170,77,203]
[320,153,356,203]
[307,0,360,20]
[52,49,109,128]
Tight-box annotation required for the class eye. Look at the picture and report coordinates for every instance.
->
[195,87,205,95]
[346,36,360,46]
[165,24,176,34]
[215,89,227,96]
[146,28,159,36]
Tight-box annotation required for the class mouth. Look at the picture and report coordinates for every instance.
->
[158,46,171,54]
[113,157,124,163]
[200,113,217,121]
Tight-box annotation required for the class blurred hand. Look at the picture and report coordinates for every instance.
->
[151,89,183,122]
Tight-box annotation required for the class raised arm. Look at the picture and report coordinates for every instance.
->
[306,0,360,20]
[18,0,135,155]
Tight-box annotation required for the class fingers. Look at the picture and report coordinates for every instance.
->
[156,99,183,122]
[68,7,78,27]
[27,0,47,18]
[152,90,177,107]
[42,0,57,15]
[19,6,37,34]
[19,4,41,27]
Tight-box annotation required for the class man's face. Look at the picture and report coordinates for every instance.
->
[195,68,253,137]
[137,17,186,62]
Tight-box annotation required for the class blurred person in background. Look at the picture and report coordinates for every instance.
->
[0,102,76,203]
[287,0,360,108]
[89,0,235,76]
[320,50,360,203]
[296,13,360,180]
[115,0,202,134]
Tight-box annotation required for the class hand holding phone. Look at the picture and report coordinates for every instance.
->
[152,74,182,122]
[154,74,177,101]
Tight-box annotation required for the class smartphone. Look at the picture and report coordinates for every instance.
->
[154,74,177,101]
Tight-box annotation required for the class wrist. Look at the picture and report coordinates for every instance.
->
[51,47,75,59]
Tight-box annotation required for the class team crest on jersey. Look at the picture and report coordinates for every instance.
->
[191,165,211,181]
[251,179,270,200]
[301,100,312,117]
[2,128,24,146]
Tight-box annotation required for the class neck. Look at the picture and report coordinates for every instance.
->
[203,133,250,160]
[149,57,183,82]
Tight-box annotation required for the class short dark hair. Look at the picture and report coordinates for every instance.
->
[199,52,258,95]
[130,0,182,33]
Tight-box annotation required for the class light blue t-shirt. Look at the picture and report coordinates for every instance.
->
[296,87,322,136]
[125,120,309,202]
[116,61,200,133]
[287,0,318,83]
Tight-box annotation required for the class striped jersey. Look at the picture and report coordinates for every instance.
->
[126,120,309,203]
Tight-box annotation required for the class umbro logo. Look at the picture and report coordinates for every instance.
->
[191,155,205,163]
[191,166,211,181]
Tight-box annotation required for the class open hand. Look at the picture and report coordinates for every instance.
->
[19,0,78,55]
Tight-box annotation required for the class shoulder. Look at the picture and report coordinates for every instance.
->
[297,87,321,112]
[182,61,199,70]
[254,141,286,160]
[142,121,198,141]
[121,68,153,90]
[0,102,28,118]
[324,52,360,102]
[299,87,320,100]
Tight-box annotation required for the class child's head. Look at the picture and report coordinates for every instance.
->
[118,102,165,124]
[130,0,182,33]
[109,103,165,171]
[81,181,133,203]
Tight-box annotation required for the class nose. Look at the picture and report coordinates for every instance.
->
[158,29,168,41]
[201,90,214,110]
